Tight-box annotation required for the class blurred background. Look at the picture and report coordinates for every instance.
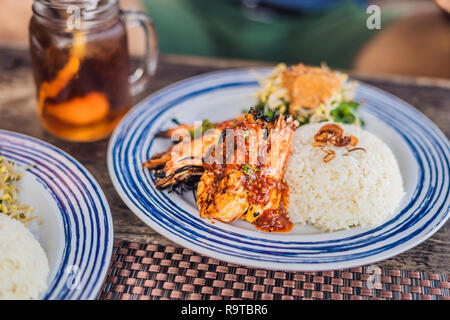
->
[1,0,449,78]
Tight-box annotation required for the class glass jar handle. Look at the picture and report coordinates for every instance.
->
[121,10,159,97]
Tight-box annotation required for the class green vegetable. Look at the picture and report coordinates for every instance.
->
[202,119,216,132]
[189,119,216,138]
[330,101,363,125]
[299,117,311,126]
[188,128,195,138]
[248,102,281,122]
[241,164,258,175]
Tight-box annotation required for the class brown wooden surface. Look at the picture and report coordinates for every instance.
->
[0,47,449,273]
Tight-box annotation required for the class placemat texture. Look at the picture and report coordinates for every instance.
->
[99,241,449,300]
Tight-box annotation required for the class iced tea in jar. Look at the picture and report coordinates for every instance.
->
[29,0,158,142]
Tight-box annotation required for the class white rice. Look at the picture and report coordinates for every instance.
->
[0,214,49,300]
[285,122,405,232]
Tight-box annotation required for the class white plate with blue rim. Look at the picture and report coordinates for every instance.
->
[0,130,113,299]
[107,68,449,271]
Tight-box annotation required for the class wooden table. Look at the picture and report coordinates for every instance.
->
[1,47,449,273]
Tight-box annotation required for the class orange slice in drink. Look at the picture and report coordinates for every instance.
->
[46,91,109,126]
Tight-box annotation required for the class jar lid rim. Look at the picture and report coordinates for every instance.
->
[32,0,120,30]
[36,0,117,9]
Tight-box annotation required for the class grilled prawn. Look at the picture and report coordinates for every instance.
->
[143,116,243,191]
[196,112,297,232]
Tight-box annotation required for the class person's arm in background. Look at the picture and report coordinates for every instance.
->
[354,0,450,78]
[0,0,33,48]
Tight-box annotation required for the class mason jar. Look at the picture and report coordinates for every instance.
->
[29,0,158,142]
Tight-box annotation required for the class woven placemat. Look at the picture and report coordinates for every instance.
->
[99,240,449,300]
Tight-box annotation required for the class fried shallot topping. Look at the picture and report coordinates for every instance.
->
[322,149,336,163]
[314,124,357,147]
[313,124,365,162]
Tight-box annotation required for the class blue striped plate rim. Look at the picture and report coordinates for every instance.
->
[107,68,449,271]
[0,130,113,299]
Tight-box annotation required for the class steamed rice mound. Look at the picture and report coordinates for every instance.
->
[0,214,49,299]
[285,122,404,232]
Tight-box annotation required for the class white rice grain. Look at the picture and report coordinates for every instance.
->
[285,122,404,232]
[0,214,49,299]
